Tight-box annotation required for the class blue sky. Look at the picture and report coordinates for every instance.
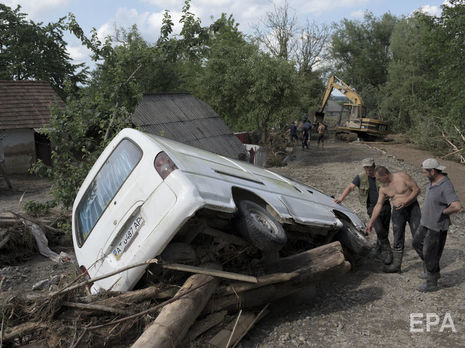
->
[4,0,446,65]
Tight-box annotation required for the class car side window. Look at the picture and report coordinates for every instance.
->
[76,139,142,246]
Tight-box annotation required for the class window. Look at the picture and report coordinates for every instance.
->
[76,139,142,246]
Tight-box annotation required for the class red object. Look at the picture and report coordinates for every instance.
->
[235,132,249,144]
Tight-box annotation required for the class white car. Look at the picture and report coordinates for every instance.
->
[72,128,368,293]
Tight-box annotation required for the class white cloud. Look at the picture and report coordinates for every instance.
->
[350,9,365,19]
[94,7,186,44]
[3,0,70,20]
[299,0,370,16]
[67,44,91,62]
[418,5,442,17]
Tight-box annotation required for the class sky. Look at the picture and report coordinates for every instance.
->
[4,0,446,66]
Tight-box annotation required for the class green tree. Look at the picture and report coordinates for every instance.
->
[0,4,87,98]
[330,12,399,114]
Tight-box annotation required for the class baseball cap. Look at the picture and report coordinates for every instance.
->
[361,158,375,167]
[422,158,446,171]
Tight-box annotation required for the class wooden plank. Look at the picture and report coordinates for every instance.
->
[208,312,256,348]
[162,263,258,283]
[186,310,227,341]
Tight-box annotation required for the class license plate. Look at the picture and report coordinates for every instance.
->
[113,215,144,260]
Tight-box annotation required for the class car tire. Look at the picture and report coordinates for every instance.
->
[236,200,287,251]
[337,219,371,256]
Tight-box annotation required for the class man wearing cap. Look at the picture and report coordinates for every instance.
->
[366,166,421,273]
[334,158,392,264]
[412,159,462,292]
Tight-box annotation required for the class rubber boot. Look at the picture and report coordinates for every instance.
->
[383,250,402,273]
[417,272,439,292]
[381,241,393,265]
[418,264,441,280]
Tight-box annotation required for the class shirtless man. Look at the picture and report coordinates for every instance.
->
[366,166,421,273]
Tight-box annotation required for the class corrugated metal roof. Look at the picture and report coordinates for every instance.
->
[132,93,246,159]
[0,80,64,130]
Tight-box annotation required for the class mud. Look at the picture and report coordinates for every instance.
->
[241,137,465,347]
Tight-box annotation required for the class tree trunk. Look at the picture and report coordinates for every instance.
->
[131,273,219,348]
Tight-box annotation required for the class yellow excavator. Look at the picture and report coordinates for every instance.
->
[316,75,388,139]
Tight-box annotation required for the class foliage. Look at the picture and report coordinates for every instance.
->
[380,1,465,157]
[0,4,87,98]
[24,200,57,217]
[329,12,399,114]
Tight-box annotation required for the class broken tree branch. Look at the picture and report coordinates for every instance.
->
[232,304,270,348]
[62,301,128,315]
[226,309,242,348]
[51,258,158,297]
[9,211,61,234]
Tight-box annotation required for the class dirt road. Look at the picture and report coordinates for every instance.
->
[241,138,465,347]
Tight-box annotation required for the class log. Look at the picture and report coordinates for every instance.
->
[131,273,219,348]
[216,272,299,296]
[204,242,350,314]
[264,241,345,274]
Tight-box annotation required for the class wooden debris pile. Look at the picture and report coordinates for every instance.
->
[1,241,350,347]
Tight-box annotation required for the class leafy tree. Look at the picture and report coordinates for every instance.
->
[0,4,87,98]
[330,12,398,114]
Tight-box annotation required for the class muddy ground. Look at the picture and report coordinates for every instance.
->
[1,136,464,346]
[241,137,465,347]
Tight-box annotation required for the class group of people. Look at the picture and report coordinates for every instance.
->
[335,157,462,292]
[289,114,326,150]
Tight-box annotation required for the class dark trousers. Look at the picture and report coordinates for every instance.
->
[391,200,421,251]
[412,226,447,273]
[302,133,309,149]
[368,203,391,246]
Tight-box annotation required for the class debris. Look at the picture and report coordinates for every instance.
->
[131,273,220,348]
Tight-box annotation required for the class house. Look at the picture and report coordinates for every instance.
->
[131,93,246,159]
[0,80,64,174]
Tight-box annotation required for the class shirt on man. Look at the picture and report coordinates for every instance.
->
[352,175,379,209]
[420,175,459,232]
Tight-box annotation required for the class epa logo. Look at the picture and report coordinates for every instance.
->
[410,313,457,333]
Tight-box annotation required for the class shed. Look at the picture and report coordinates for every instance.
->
[132,93,246,159]
[0,80,64,174]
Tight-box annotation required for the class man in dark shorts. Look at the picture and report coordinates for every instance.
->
[413,158,462,292]
[334,158,392,264]
[366,166,421,273]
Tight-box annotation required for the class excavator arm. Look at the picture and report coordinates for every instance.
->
[319,75,365,120]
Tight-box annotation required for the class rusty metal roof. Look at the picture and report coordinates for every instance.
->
[132,93,246,159]
[0,80,64,130]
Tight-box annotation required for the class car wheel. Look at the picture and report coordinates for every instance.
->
[337,219,371,256]
[236,200,287,251]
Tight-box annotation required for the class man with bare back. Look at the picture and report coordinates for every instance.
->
[366,166,421,273]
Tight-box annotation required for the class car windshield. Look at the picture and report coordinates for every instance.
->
[76,139,142,246]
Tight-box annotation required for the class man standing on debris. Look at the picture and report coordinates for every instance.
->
[412,159,462,292]
[334,158,392,265]
[301,114,312,150]
[366,166,421,273]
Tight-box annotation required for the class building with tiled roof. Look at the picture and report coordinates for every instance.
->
[0,80,64,174]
